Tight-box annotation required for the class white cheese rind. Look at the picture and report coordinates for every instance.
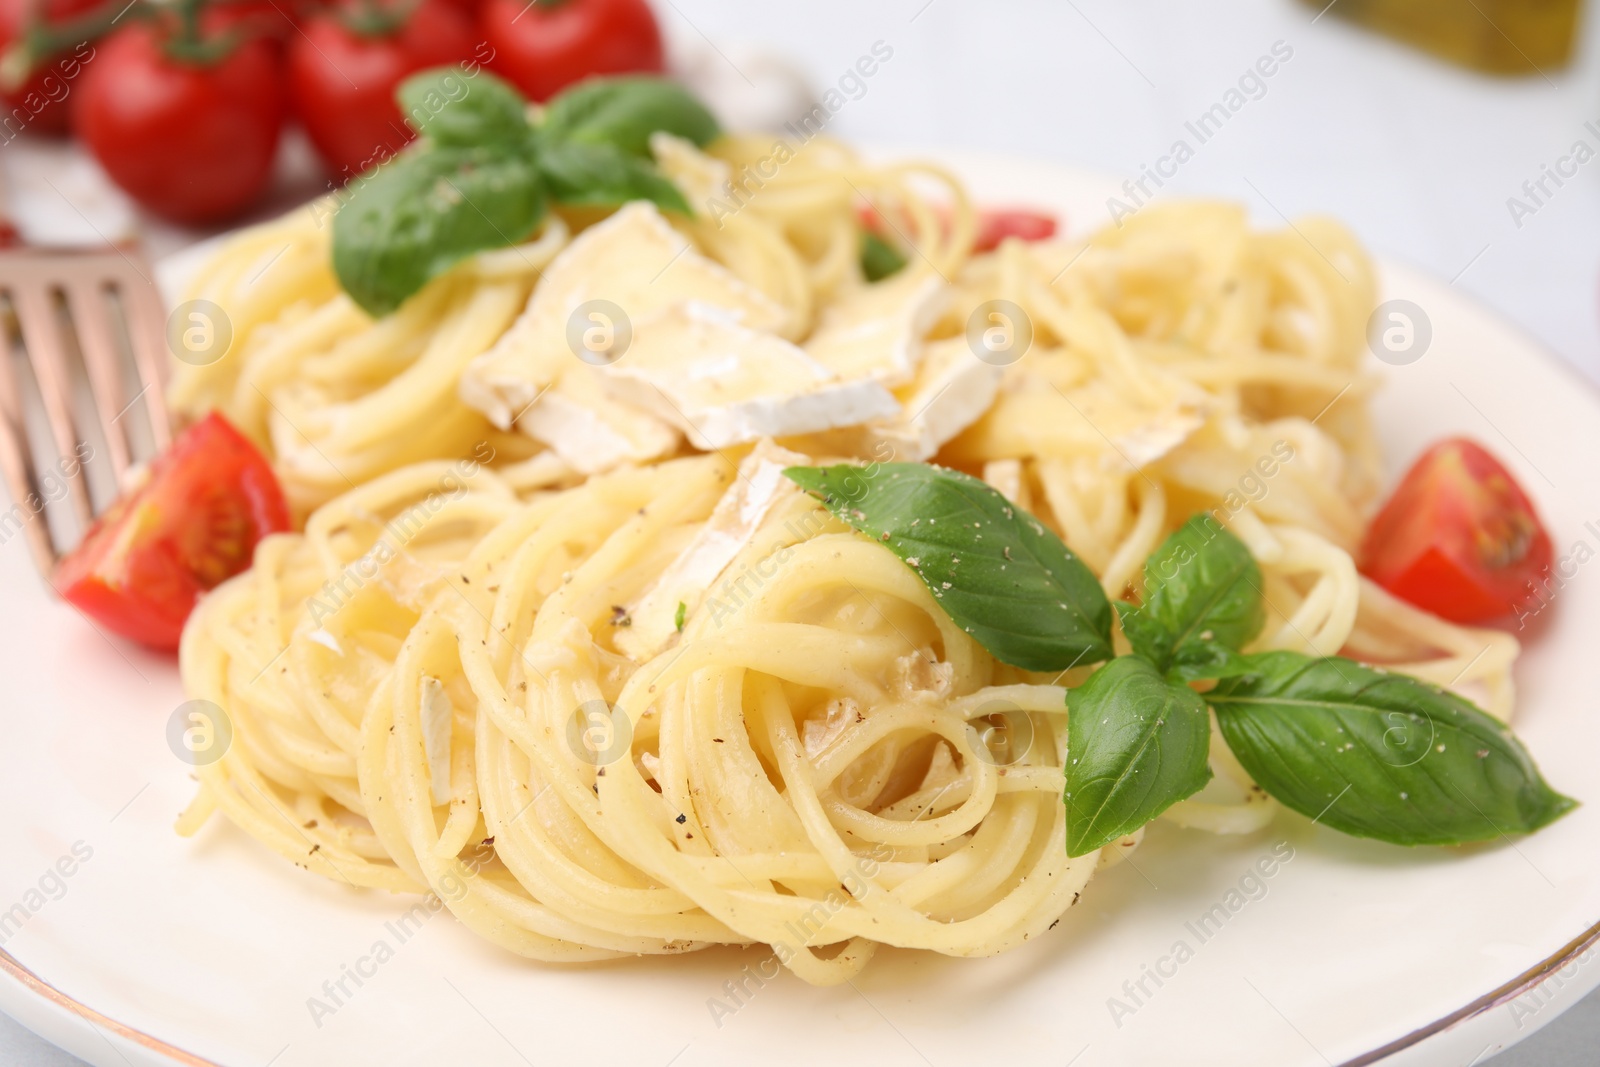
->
[802,271,947,387]
[877,336,1002,461]
[615,439,809,660]
[601,302,899,449]
[520,370,681,475]
[460,202,790,430]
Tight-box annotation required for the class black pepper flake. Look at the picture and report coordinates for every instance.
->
[610,605,632,627]
[481,836,495,846]
[1049,919,1060,930]
[675,813,687,824]
[712,738,724,743]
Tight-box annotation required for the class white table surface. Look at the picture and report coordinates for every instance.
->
[3,0,1597,1062]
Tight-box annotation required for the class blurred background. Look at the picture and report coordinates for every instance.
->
[1,0,1597,1062]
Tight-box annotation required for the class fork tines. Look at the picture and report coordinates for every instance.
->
[0,249,171,580]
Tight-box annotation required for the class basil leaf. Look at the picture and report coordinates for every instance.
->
[1118,515,1264,673]
[784,463,1113,671]
[860,231,907,281]
[540,76,720,159]
[1064,656,1214,856]
[538,139,689,214]
[1209,652,1576,845]
[333,146,547,317]
[398,68,530,148]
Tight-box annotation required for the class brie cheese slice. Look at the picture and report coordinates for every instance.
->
[802,270,946,387]
[615,440,808,660]
[519,370,681,475]
[601,302,899,450]
[460,202,790,430]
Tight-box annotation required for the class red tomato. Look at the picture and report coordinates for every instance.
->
[56,413,289,651]
[1360,437,1553,624]
[858,203,1059,253]
[975,208,1057,252]
[480,0,662,103]
[0,0,103,135]
[73,23,285,224]
[288,0,476,181]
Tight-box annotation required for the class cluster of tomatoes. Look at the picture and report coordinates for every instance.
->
[0,0,664,224]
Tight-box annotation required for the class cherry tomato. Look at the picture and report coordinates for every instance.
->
[1360,437,1553,624]
[480,0,663,103]
[288,0,476,180]
[0,0,103,135]
[56,413,289,651]
[858,203,1059,253]
[975,208,1057,252]
[73,22,285,224]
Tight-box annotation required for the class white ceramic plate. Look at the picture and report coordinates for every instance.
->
[3,153,1598,1067]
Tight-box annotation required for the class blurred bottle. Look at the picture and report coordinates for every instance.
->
[1305,0,1582,74]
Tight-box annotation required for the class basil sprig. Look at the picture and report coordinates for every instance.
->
[1208,653,1575,845]
[784,464,1113,671]
[785,463,1576,853]
[333,68,720,316]
[1117,514,1264,677]
[1064,656,1213,856]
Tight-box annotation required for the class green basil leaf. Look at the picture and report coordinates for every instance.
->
[538,139,689,214]
[1118,515,1264,673]
[540,76,720,159]
[333,146,547,317]
[1165,640,1258,683]
[398,67,530,148]
[784,463,1114,671]
[1064,656,1214,856]
[1209,652,1576,845]
[860,231,907,281]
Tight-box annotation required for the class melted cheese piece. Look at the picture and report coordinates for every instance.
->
[874,336,1002,461]
[601,302,899,450]
[615,439,807,660]
[519,369,681,475]
[802,270,946,387]
[459,202,789,429]
[420,676,453,807]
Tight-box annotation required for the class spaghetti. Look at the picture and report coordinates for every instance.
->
[173,135,1520,983]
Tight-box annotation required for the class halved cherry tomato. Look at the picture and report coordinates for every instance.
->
[975,208,1057,252]
[858,202,1059,253]
[56,413,289,651]
[288,0,476,180]
[480,0,663,103]
[1360,437,1552,624]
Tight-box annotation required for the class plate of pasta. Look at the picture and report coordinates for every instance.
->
[1,68,1597,1067]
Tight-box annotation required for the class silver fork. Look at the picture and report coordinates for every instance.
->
[0,247,172,580]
